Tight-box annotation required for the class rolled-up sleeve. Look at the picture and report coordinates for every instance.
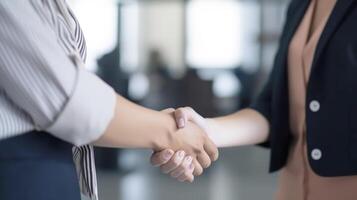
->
[0,1,116,146]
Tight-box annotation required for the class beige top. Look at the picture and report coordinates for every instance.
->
[275,0,357,200]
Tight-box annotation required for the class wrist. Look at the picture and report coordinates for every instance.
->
[151,113,178,151]
[205,118,218,141]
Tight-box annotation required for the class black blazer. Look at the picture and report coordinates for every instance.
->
[250,0,357,177]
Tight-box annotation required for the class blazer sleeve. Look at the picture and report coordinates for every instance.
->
[249,72,274,148]
[248,0,299,148]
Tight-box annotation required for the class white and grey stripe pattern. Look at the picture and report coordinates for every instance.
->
[65,6,98,200]
[0,0,116,200]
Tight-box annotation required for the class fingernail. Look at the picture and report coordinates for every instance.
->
[178,151,185,158]
[186,156,193,162]
[189,163,194,170]
[178,118,185,128]
[164,150,173,159]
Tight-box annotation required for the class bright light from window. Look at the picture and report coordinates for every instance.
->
[213,71,241,98]
[120,2,140,73]
[68,0,118,71]
[187,0,260,70]
[187,0,242,68]
[128,73,149,100]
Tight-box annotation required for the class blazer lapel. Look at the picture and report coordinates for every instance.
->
[282,0,310,48]
[310,0,354,73]
[275,0,310,81]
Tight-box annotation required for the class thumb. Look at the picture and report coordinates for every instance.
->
[174,107,191,128]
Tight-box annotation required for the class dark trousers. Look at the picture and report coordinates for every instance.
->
[0,131,81,200]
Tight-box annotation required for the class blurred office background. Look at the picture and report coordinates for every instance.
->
[67,0,289,199]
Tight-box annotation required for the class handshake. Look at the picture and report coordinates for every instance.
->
[150,107,218,183]
[99,96,265,182]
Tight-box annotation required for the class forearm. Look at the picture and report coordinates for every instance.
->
[94,95,176,150]
[206,109,269,148]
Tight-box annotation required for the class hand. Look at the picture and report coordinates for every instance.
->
[151,107,216,182]
[151,149,195,182]
[167,118,217,168]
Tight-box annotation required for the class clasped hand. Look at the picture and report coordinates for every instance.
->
[151,107,216,183]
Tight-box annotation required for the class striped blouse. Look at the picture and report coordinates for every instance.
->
[0,0,117,199]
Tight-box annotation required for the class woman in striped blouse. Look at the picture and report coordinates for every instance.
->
[0,1,218,200]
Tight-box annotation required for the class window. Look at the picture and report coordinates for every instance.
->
[120,1,140,73]
[186,0,260,71]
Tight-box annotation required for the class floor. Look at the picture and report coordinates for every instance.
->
[95,146,278,200]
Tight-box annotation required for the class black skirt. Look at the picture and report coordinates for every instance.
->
[0,131,81,200]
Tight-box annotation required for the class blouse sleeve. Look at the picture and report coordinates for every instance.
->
[0,1,116,146]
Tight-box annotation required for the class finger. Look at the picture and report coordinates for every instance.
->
[192,159,203,176]
[169,156,193,178]
[178,163,195,182]
[160,150,186,174]
[150,149,174,167]
[197,151,212,169]
[184,107,206,128]
[204,138,219,162]
[161,108,175,114]
[174,108,189,128]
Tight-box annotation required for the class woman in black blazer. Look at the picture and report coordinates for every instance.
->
[151,0,357,199]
